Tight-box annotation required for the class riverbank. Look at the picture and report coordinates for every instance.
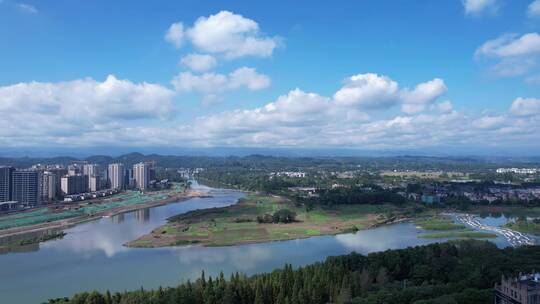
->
[127,193,414,248]
[0,183,210,241]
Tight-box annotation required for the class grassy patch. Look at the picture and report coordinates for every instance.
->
[415,217,465,230]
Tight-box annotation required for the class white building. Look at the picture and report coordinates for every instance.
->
[88,176,101,192]
[133,162,150,190]
[108,163,125,190]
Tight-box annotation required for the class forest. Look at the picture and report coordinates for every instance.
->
[46,240,540,304]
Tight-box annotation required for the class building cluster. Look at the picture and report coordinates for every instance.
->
[495,273,540,304]
[397,182,540,205]
[496,168,539,175]
[0,161,159,211]
[270,171,307,178]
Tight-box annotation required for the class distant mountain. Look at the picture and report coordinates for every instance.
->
[0,152,539,170]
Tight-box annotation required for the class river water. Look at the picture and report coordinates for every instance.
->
[0,183,531,303]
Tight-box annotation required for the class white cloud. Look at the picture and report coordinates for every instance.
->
[171,67,270,94]
[228,67,271,90]
[489,58,536,77]
[333,73,446,113]
[528,0,540,17]
[0,75,176,146]
[2,72,539,151]
[165,22,184,48]
[168,11,279,59]
[510,97,540,116]
[18,3,38,14]
[476,33,540,81]
[433,100,454,113]
[462,0,498,15]
[400,78,447,113]
[333,73,399,109]
[180,53,217,72]
[476,33,540,58]
[472,115,506,129]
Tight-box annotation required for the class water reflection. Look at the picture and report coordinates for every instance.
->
[335,223,430,253]
[0,183,525,304]
[134,208,150,223]
[111,213,124,224]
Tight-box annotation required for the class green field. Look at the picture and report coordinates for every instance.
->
[128,194,402,247]
[415,217,465,230]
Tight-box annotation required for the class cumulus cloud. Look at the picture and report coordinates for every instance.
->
[433,100,454,113]
[180,53,217,72]
[476,33,540,81]
[166,11,279,59]
[400,78,448,113]
[333,73,399,109]
[510,97,540,116]
[472,115,507,129]
[333,73,446,113]
[165,22,184,48]
[0,75,176,146]
[462,0,498,16]
[171,67,270,94]
[186,11,279,59]
[2,72,539,151]
[529,0,540,17]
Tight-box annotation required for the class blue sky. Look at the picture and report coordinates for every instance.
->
[1,0,540,154]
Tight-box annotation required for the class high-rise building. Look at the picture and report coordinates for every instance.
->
[12,169,41,206]
[0,166,15,202]
[133,162,150,190]
[108,163,125,190]
[60,174,88,195]
[124,168,134,189]
[40,171,57,203]
[67,164,81,176]
[82,164,100,178]
[83,164,100,191]
[88,176,101,192]
[47,168,67,197]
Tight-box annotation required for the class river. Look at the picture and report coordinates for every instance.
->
[0,182,534,303]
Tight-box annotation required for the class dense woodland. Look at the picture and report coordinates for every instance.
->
[47,240,540,304]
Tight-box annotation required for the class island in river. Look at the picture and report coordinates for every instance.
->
[127,193,423,247]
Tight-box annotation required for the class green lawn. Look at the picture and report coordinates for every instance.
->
[415,217,465,230]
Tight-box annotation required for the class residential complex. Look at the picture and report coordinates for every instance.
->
[11,169,40,206]
[495,273,540,304]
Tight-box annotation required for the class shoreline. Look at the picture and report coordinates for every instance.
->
[0,188,210,241]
